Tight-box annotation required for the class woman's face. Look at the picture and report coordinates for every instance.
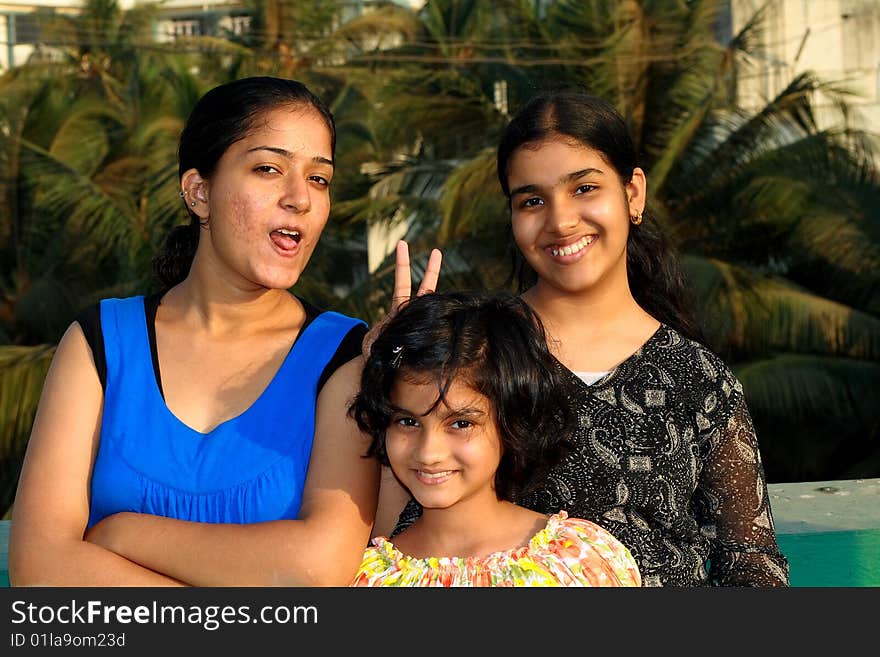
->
[506,138,645,297]
[188,104,334,291]
[385,376,503,512]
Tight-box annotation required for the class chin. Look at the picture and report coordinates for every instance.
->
[412,494,459,510]
[555,266,614,289]
[253,270,304,291]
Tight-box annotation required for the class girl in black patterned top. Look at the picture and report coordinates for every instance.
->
[388,91,789,587]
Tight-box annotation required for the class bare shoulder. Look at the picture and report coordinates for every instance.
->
[318,355,364,403]
[29,321,103,433]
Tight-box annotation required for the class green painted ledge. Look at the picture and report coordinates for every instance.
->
[768,478,880,587]
[1,478,878,587]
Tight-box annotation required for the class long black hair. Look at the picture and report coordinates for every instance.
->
[349,291,575,502]
[496,90,702,342]
[153,76,336,288]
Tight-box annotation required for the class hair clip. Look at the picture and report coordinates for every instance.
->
[390,345,404,368]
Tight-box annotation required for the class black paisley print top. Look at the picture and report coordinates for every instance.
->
[394,325,790,587]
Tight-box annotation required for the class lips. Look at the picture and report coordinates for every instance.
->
[414,469,456,485]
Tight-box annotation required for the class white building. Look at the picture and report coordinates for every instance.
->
[0,1,253,70]
[732,0,880,133]
[0,0,425,71]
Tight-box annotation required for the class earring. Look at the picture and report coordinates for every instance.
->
[630,211,643,226]
[191,200,197,207]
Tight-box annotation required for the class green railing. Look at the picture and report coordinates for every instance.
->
[768,478,880,586]
[2,478,878,587]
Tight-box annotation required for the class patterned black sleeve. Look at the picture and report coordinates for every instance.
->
[689,347,790,586]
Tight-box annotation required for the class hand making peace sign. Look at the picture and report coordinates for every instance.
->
[362,240,443,358]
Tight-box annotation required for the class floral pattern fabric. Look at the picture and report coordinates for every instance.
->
[351,512,641,587]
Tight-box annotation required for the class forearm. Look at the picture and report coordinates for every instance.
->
[10,535,185,587]
[88,513,366,587]
[709,544,789,587]
[372,467,411,539]
[693,388,790,587]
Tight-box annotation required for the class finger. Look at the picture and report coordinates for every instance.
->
[361,324,380,359]
[392,240,412,311]
[417,248,443,296]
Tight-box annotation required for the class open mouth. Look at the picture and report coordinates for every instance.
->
[548,235,594,257]
[415,470,456,485]
[270,228,302,251]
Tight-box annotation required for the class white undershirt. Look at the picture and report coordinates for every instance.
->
[573,370,612,386]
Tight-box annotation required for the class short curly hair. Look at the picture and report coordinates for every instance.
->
[349,291,575,502]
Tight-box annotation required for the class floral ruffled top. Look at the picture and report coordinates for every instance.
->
[351,512,641,587]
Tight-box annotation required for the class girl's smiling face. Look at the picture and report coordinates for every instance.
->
[507,138,645,297]
[385,375,503,511]
[185,104,334,291]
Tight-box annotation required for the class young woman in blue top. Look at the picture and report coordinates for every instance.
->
[9,77,396,586]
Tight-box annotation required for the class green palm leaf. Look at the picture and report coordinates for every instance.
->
[0,344,55,516]
[735,355,880,482]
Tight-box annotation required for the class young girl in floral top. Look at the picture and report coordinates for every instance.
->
[349,291,640,587]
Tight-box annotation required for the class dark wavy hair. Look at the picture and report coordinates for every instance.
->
[496,90,702,342]
[153,76,337,288]
[350,291,575,502]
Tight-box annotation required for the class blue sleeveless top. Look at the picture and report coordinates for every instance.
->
[88,296,364,528]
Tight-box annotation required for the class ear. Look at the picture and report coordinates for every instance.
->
[180,168,210,219]
[625,167,647,218]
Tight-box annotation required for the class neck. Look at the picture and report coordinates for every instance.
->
[165,270,297,336]
[525,269,646,337]
[522,267,660,371]
[411,495,524,558]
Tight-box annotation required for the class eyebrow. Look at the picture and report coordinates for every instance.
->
[438,406,488,420]
[246,146,334,167]
[389,403,488,420]
[509,167,604,196]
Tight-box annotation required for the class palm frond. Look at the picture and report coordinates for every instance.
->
[22,139,140,262]
[0,344,54,463]
[438,147,507,243]
[684,255,880,360]
[735,355,880,481]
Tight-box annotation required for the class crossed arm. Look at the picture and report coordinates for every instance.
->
[10,240,440,587]
[9,324,378,587]
[83,358,378,586]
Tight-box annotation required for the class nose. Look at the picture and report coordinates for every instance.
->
[412,427,448,467]
[545,197,579,234]
[281,176,311,214]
